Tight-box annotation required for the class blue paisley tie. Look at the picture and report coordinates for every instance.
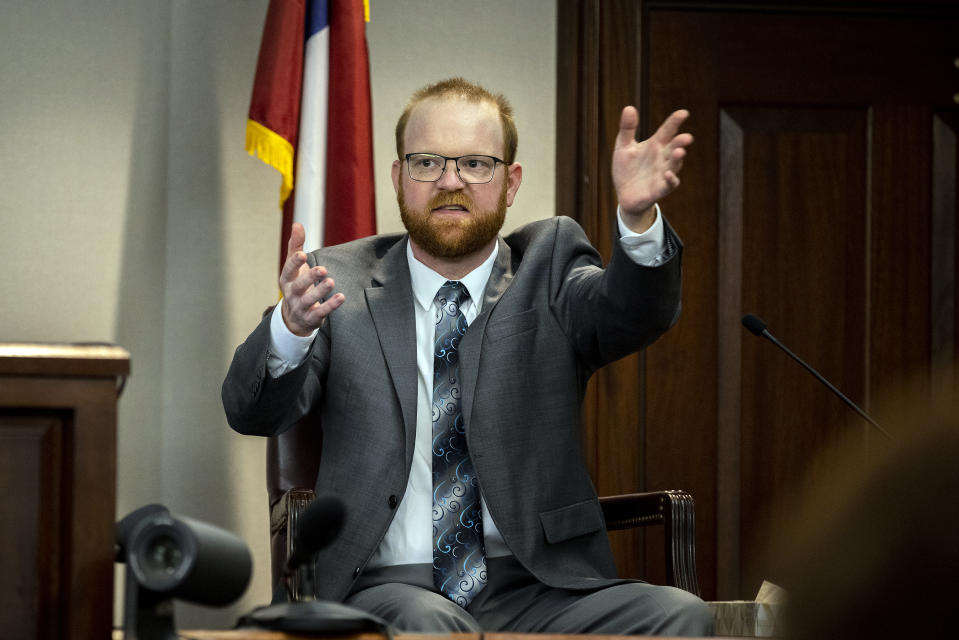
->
[431,280,487,606]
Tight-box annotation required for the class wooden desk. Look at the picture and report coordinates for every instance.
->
[0,343,129,640]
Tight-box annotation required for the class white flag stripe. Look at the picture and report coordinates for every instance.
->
[293,25,330,252]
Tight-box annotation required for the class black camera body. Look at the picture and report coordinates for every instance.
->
[116,505,252,640]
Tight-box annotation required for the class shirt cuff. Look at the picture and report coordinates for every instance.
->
[267,302,316,378]
[617,203,668,266]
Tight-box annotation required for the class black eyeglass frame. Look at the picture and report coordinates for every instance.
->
[403,152,506,184]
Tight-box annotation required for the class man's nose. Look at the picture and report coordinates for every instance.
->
[436,158,465,189]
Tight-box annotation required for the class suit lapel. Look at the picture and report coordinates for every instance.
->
[365,238,419,465]
[460,236,514,430]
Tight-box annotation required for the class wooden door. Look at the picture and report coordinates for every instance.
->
[557,0,959,599]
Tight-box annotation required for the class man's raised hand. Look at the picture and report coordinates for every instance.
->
[612,107,693,231]
[279,223,345,336]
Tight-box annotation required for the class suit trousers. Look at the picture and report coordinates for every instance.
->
[345,556,713,636]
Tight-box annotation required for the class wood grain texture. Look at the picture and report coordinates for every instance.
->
[0,344,127,638]
[557,1,959,599]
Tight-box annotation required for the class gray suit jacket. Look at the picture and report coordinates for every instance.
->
[222,215,682,602]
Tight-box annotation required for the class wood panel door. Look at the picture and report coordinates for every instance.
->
[557,1,959,600]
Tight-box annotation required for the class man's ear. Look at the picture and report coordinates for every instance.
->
[391,160,401,194]
[505,162,523,207]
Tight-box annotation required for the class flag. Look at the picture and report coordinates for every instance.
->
[246,0,376,271]
[245,0,304,209]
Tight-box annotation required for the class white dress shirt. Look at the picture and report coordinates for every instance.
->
[266,207,668,568]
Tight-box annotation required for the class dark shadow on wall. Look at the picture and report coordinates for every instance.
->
[112,0,177,627]
[113,3,172,539]
[159,0,239,630]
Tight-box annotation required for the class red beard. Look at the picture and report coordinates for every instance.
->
[398,184,507,259]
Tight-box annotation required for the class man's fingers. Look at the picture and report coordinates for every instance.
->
[281,223,309,289]
[616,107,691,150]
[303,292,346,324]
[281,285,344,336]
[283,266,323,300]
[280,249,307,284]
[287,222,306,258]
[306,275,336,308]
[615,106,640,149]
[288,269,331,306]
[671,131,695,151]
[284,274,342,332]
[669,147,687,165]
[654,109,691,144]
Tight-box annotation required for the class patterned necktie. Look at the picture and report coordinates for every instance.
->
[431,280,487,606]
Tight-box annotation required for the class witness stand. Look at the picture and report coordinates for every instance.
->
[0,343,129,640]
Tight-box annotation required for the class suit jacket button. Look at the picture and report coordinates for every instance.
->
[353,567,361,577]
[388,495,398,509]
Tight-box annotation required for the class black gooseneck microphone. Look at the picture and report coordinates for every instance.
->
[742,314,892,440]
[285,493,347,574]
[238,494,393,638]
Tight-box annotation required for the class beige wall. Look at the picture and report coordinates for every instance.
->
[0,0,556,630]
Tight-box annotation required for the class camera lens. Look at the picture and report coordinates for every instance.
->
[143,534,184,575]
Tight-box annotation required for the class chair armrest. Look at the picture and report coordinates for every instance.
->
[270,488,316,600]
[600,490,700,596]
[270,488,315,537]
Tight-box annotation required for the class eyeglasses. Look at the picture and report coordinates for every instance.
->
[404,153,505,184]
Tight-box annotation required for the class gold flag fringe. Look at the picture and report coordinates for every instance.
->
[245,119,295,207]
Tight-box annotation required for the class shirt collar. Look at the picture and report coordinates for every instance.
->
[407,239,499,312]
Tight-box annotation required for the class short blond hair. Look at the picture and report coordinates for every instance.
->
[395,77,518,164]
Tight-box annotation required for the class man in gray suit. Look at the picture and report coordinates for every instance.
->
[223,78,711,635]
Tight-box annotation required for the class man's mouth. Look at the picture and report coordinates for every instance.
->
[432,204,469,213]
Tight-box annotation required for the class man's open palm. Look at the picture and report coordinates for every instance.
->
[612,107,693,218]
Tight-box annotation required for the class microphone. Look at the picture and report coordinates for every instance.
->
[741,314,892,440]
[285,494,347,574]
[239,494,393,636]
